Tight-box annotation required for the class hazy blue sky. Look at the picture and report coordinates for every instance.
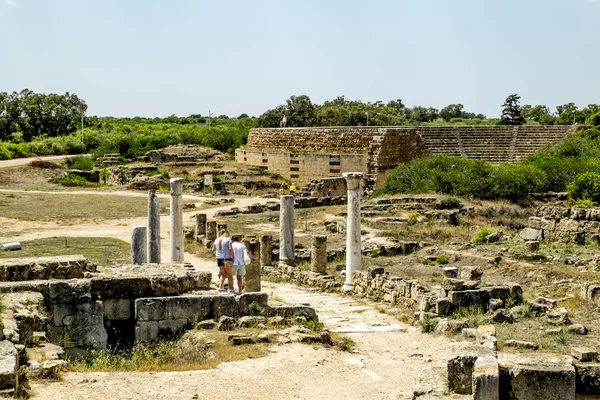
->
[1,0,598,118]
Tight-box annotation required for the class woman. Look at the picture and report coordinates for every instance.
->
[211,230,234,292]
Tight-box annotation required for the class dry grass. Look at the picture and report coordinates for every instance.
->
[70,329,271,373]
[0,237,130,266]
[0,192,159,221]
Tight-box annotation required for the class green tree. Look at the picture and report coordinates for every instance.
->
[500,94,525,126]
[439,104,464,122]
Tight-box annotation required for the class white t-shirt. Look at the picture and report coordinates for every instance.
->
[232,242,246,266]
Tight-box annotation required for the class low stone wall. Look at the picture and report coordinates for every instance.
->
[300,177,347,198]
[0,256,97,281]
[524,206,600,244]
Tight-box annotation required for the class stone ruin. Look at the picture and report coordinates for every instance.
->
[0,178,321,395]
[522,205,600,246]
[236,126,579,188]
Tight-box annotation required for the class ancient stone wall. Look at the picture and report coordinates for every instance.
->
[524,206,600,245]
[239,126,577,188]
[301,177,347,197]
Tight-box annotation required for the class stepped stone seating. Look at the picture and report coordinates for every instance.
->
[237,126,580,188]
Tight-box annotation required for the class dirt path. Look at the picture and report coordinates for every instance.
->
[0,155,74,168]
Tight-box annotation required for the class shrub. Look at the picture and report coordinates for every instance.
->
[4,142,29,158]
[66,155,94,171]
[52,174,94,187]
[407,211,421,226]
[0,144,11,160]
[100,168,110,185]
[439,197,462,209]
[567,172,600,203]
[335,336,355,352]
[586,112,600,126]
[421,314,438,333]
[487,163,547,200]
[574,199,597,209]
[436,255,449,265]
[302,320,324,333]
[472,227,495,244]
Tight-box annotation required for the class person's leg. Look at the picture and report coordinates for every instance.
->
[224,261,234,292]
[237,275,243,293]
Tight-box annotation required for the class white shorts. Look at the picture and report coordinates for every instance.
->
[233,264,246,276]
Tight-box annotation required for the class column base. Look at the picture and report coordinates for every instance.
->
[342,283,355,292]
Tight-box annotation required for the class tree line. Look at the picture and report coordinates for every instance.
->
[1,89,600,148]
[258,94,600,128]
[0,89,87,141]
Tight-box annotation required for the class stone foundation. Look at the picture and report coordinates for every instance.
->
[524,206,600,244]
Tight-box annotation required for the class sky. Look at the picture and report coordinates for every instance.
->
[0,0,598,118]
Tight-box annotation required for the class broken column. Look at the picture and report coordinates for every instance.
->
[260,235,272,267]
[131,226,147,265]
[206,221,217,244]
[311,235,327,274]
[147,190,161,263]
[195,213,207,237]
[342,172,363,292]
[243,238,261,292]
[217,223,228,232]
[170,178,184,263]
[279,195,295,266]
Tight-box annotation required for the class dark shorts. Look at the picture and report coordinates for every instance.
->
[217,258,224,267]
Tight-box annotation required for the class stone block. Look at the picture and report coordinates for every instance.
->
[135,298,170,321]
[448,290,490,311]
[459,266,483,281]
[482,286,510,302]
[211,295,238,319]
[231,336,254,345]
[528,217,542,229]
[519,228,542,241]
[236,292,269,315]
[491,309,513,324]
[135,321,158,343]
[447,343,495,394]
[472,356,499,400]
[48,280,91,304]
[158,319,189,334]
[103,299,131,321]
[568,324,588,335]
[571,347,597,362]
[546,307,570,325]
[52,303,76,327]
[441,267,458,279]
[0,341,18,390]
[557,219,579,232]
[268,305,318,321]
[574,362,600,394]
[504,340,539,350]
[413,362,448,399]
[489,298,504,311]
[435,319,468,333]
[498,353,575,400]
[443,278,463,291]
[166,296,211,321]
[507,283,523,304]
[197,319,215,330]
[524,241,540,252]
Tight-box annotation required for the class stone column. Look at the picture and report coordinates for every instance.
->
[311,235,327,274]
[342,172,363,292]
[170,178,185,263]
[195,213,207,237]
[259,235,272,267]
[206,221,217,243]
[243,238,261,292]
[147,191,161,263]
[279,195,295,266]
[131,226,147,265]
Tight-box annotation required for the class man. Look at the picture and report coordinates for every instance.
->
[231,236,247,294]
[281,114,287,127]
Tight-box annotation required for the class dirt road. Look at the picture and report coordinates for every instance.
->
[0,155,74,168]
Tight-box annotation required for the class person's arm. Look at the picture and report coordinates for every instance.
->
[229,242,234,261]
